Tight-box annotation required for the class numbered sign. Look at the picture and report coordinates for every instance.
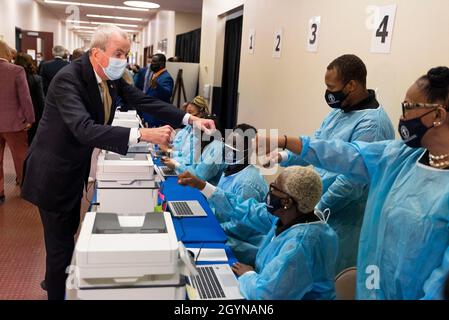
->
[307,16,321,52]
[370,4,397,53]
[248,29,256,54]
[273,29,283,59]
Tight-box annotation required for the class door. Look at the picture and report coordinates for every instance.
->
[19,29,53,62]
[217,15,243,132]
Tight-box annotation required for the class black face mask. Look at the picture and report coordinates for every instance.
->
[265,192,284,215]
[150,62,162,72]
[325,82,350,109]
[398,109,436,148]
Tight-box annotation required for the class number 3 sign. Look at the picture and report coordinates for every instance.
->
[307,16,321,52]
[370,4,397,53]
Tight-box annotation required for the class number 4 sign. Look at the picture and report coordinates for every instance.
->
[370,4,397,53]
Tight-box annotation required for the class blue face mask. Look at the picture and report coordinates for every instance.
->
[101,55,127,81]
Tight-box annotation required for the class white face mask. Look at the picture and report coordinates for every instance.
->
[99,52,127,81]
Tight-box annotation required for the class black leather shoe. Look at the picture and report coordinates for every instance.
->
[40,280,47,291]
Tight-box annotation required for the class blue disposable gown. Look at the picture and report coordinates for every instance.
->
[212,165,269,265]
[175,140,227,186]
[298,136,449,300]
[172,125,195,166]
[281,107,395,272]
[208,189,338,300]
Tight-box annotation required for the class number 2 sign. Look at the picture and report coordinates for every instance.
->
[273,28,283,58]
[370,4,397,53]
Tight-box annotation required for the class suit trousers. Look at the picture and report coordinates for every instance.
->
[39,202,81,300]
[0,131,28,195]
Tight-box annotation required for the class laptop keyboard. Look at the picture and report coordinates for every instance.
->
[191,266,226,299]
[171,202,195,216]
[162,166,177,176]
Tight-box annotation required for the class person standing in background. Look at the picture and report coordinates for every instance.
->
[71,48,84,62]
[15,53,45,145]
[39,45,70,95]
[142,53,174,127]
[0,41,35,204]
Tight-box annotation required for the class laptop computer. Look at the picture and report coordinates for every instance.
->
[167,201,208,218]
[187,264,244,300]
[158,165,178,177]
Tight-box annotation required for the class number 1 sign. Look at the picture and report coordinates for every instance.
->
[370,4,397,53]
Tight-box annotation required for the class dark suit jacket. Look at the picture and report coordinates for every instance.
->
[39,58,70,95]
[22,52,185,213]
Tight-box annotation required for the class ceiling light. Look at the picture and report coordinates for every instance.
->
[123,1,160,9]
[44,1,149,12]
[87,14,144,22]
[66,20,139,28]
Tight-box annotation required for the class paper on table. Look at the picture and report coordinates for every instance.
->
[189,248,228,262]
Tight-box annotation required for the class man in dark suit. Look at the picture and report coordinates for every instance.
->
[39,45,70,95]
[21,24,215,300]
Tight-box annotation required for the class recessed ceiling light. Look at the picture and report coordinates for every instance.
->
[66,20,139,28]
[86,14,144,22]
[44,1,149,12]
[123,1,160,9]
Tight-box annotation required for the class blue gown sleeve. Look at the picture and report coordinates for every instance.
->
[317,119,388,211]
[238,239,314,300]
[208,188,274,234]
[299,137,390,185]
[176,142,225,182]
[422,245,449,300]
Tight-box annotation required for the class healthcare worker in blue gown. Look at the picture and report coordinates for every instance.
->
[179,166,338,300]
[161,96,210,166]
[177,124,269,265]
[263,66,449,300]
[275,54,395,273]
[162,116,227,186]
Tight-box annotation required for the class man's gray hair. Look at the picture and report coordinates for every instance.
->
[52,45,66,58]
[90,24,129,51]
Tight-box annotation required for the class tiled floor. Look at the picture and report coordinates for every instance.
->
[0,146,93,300]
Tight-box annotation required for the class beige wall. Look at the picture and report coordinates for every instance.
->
[175,12,202,36]
[141,11,202,63]
[0,0,84,52]
[201,0,449,137]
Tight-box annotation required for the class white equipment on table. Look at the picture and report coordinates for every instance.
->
[112,110,142,128]
[96,152,156,214]
[67,211,197,300]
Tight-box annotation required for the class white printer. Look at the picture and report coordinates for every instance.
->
[112,110,141,128]
[96,152,157,214]
[68,211,196,300]
[96,152,155,182]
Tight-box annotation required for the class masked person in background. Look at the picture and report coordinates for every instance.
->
[163,116,227,186]
[177,124,269,265]
[260,66,449,300]
[179,166,338,300]
[142,53,174,127]
[267,54,395,273]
